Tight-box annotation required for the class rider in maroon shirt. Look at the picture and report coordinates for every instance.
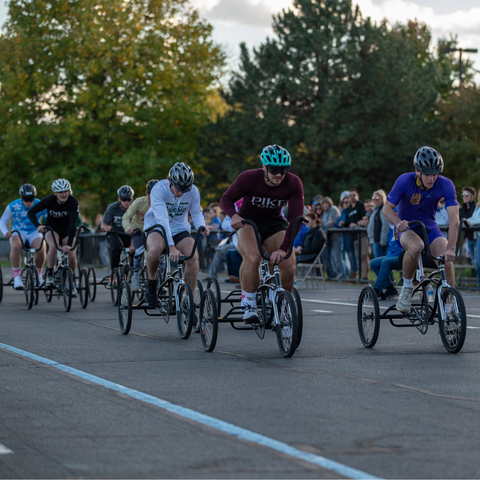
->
[220,145,304,323]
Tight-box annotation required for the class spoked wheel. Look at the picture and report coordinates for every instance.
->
[253,289,267,340]
[45,288,53,302]
[439,287,467,354]
[123,264,134,284]
[158,254,167,285]
[131,266,146,303]
[33,269,40,305]
[413,285,432,335]
[87,266,97,302]
[206,276,221,315]
[24,268,35,310]
[0,266,3,303]
[111,268,120,306]
[78,268,89,309]
[292,287,303,348]
[357,286,380,348]
[118,281,133,335]
[200,289,218,352]
[274,290,298,358]
[193,279,204,333]
[176,283,194,340]
[62,268,73,312]
[158,279,174,324]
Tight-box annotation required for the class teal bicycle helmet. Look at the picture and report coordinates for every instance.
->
[260,145,291,167]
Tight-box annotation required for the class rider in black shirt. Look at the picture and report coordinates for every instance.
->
[28,179,79,286]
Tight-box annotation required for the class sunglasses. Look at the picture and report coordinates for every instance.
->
[120,197,132,202]
[172,182,193,193]
[372,197,381,201]
[462,193,471,197]
[267,166,290,176]
[22,196,35,202]
[342,200,350,204]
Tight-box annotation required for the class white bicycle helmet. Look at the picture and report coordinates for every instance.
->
[52,178,72,193]
[169,162,194,193]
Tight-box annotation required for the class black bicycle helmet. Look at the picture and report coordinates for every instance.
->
[169,162,194,193]
[146,179,159,194]
[117,185,134,199]
[413,146,444,175]
[19,184,37,198]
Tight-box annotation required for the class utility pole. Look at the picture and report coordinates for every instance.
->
[442,47,478,86]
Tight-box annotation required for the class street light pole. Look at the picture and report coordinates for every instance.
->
[442,47,478,86]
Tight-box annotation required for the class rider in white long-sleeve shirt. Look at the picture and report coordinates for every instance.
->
[143,162,210,306]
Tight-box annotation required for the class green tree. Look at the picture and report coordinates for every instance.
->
[436,86,480,190]
[0,0,224,217]
[196,0,458,203]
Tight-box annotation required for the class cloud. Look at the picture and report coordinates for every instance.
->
[355,0,480,50]
[207,0,273,29]
[191,0,293,29]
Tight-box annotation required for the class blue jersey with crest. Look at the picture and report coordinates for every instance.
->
[386,173,458,229]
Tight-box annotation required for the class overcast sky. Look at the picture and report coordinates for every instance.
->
[190,0,480,82]
[0,0,478,80]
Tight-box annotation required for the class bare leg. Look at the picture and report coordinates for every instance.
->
[263,230,296,292]
[430,236,454,287]
[62,237,77,273]
[146,232,165,280]
[9,236,22,269]
[236,226,262,293]
[399,231,424,279]
[176,236,198,293]
[45,231,59,269]
[31,237,46,270]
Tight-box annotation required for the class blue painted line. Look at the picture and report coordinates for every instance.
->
[0,342,381,479]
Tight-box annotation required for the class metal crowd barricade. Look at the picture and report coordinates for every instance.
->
[325,226,368,282]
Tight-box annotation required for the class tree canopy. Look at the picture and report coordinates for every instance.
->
[0,0,224,215]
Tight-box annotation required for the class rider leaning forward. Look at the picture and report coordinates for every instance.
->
[143,162,210,306]
[383,146,459,314]
[220,144,304,323]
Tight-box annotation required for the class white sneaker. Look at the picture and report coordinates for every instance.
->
[243,306,259,324]
[131,274,140,291]
[13,276,24,290]
[396,287,413,313]
[37,274,43,287]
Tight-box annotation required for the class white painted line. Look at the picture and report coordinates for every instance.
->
[303,299,358,307]
[312,310,334,314]
[467,326,480,329]
[0,444,13,455]
[0,342,381,480]
[467,314,480,319]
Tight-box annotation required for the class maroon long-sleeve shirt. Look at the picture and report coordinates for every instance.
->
[220,168,304,252]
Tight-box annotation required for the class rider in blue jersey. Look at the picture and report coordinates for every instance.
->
[383,146,459,313]
[0,184,47,289]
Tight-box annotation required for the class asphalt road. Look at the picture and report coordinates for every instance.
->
[2,269,480,479]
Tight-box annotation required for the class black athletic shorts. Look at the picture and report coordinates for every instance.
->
[146,228,191,246]
[241,214,288,243]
